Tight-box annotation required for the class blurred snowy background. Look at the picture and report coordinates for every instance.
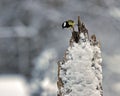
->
[0,0,120,96]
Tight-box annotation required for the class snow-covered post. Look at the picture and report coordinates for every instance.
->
[57,16,103,96]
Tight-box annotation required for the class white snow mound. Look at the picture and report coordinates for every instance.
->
[59,34,102,96]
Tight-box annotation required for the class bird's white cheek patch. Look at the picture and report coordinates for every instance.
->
[63,22,66,27]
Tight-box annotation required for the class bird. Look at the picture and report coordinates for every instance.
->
[62,20,75,31]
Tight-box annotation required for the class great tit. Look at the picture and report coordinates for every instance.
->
[62,20,75,31]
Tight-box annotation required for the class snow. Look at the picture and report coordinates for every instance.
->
[0,75,30,96]
[58,33,102,96]
[30,48,58,96]
[33,48,57,71]
[41,78,57,96]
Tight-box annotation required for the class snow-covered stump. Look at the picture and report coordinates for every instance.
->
[57,17,103,96]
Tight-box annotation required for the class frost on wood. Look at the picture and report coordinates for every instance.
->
[57,17,103,96]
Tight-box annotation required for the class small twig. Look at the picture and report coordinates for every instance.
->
[78,16,81,34]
